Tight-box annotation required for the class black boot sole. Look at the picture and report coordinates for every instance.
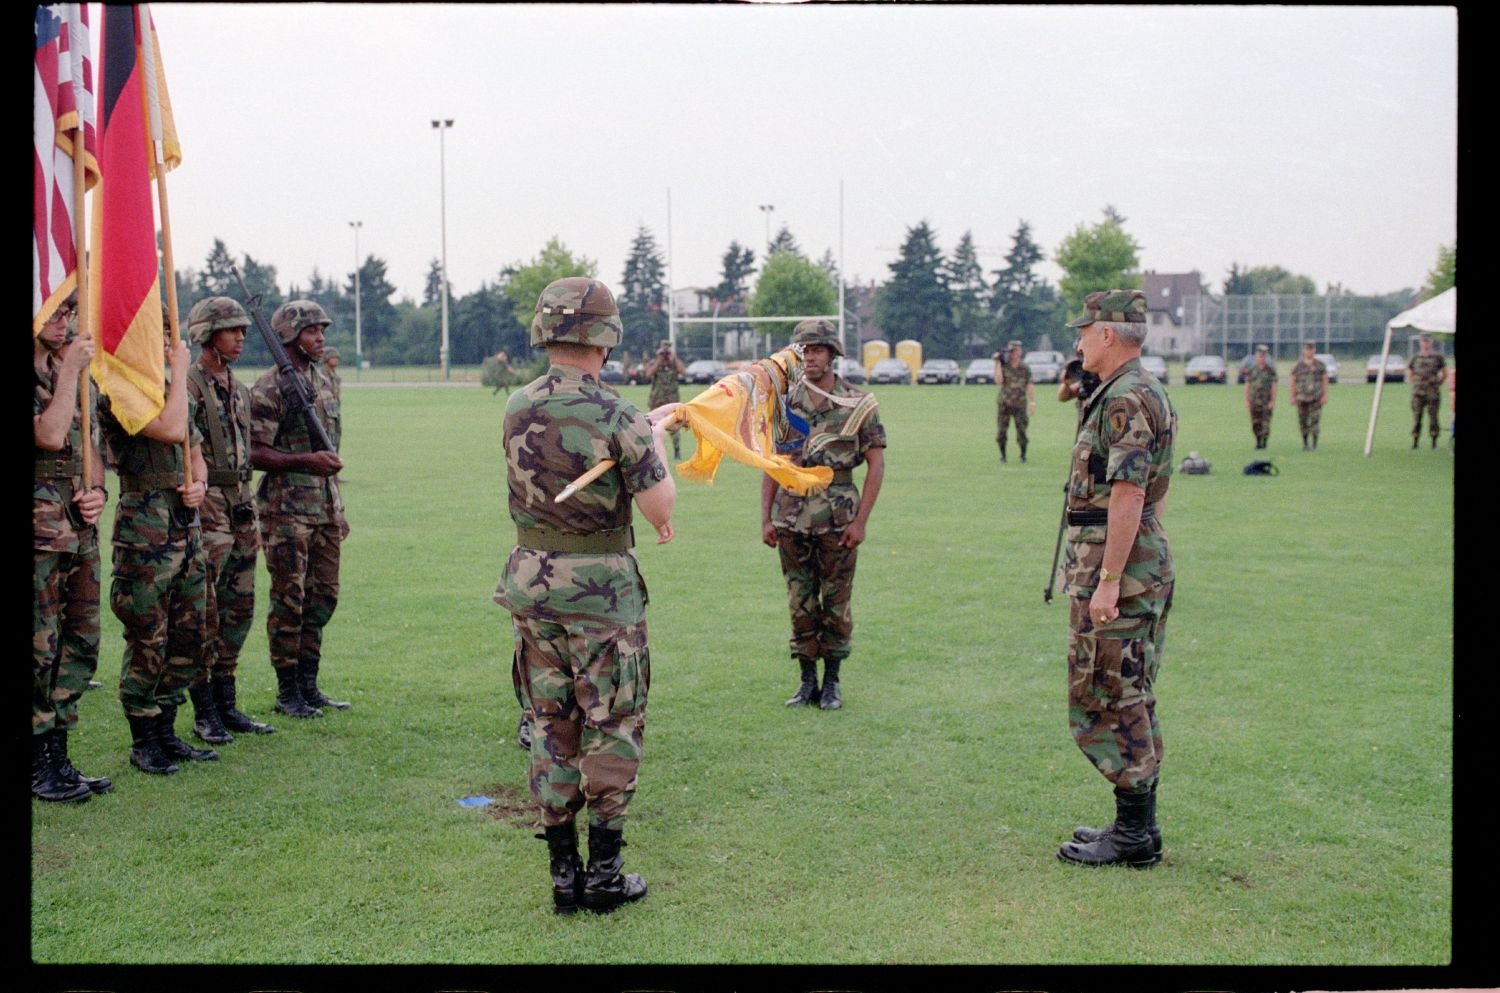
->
[193,723,234,744]
[1056,845,1161,869]
[130,753,180,775]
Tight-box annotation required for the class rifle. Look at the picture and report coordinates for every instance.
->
[1043,488,1067,604]
[231,263,335,453]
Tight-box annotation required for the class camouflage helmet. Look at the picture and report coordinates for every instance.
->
[529,277,623,348]
[270,300,332,344]
[1066,289,1148,328]
[790,318,843,357]
[186,296,250,345]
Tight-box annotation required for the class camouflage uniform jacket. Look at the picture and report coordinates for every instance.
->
[188,359,255,532]
[770,376,887,536]
[1061,357,1175,602]
[1245,364,1277,405]
[1290,358,1327,403]
[494,363,667,627]
[999,361,1032,409]
[249,364,345,526]
[34,357,97,554]
[99,387,204,546]
[647,359,681,409]
[1408,353,1447,400]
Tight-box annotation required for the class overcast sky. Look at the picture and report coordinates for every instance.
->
[144,3,1456,306]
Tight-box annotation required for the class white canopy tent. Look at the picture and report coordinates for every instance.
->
[1362,286,1456,455]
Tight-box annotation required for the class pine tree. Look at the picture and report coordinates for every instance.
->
[619,224,668,354]
[944,230,990,355]
[873,220,951,353]
[714,241,757,310]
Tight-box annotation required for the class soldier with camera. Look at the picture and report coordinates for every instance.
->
[644,339,686,459]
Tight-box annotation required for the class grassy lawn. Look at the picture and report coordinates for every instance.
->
[32,373,1455,971]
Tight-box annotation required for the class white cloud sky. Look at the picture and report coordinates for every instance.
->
[144,3,1456,303]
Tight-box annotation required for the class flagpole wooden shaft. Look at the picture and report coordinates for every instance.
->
[153,150,191,486]
[556,460,616,503]
[72,126,93,489]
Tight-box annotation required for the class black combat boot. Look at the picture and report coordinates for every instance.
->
[1071,782,1159,857]
[516,711,533,751]
[1058,786,1160,868]
[1301,433,1309,450]
[784,657,821,707]
[127,713,179,775]
[273,665,323,718]
[214,675,275,734]
[1019,445,1027,464]
[538,823,584,914]
[157,703,219,762]
[189,681,233,744]
[298,660,351,711]
[51,728,113,794]
[998,444,1007,464]
[1312,431,1318,450]
[32,733,91,803]
[1411,434,1419,449]
[819,658,843,711]
[580,825,647,914]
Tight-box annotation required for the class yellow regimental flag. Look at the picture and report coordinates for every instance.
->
[674,348,833,496]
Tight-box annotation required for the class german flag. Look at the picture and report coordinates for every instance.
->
[88,4,179,435]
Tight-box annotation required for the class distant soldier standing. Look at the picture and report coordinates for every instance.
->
[101,335,216,775]
[762,319,886,711]
[993,340,1034,463]
[186,297,274,741]
[1407,334,1447,449]
[1243,344,1277,449]
[321,345,343,401]
[1054,290,1176,869]
[497,277,677,915]
[250,301,349,719]
[1289,341,1329,450]
[33,298,112,801]
[644,339,686,459]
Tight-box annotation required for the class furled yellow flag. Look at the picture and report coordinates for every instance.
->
[672,348,833,495]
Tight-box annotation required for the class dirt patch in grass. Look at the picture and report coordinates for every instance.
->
[477,782,539,825]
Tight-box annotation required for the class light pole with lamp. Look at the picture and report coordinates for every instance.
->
[348,221,363,372]
[432,118,454,379]
[758,203,774,254]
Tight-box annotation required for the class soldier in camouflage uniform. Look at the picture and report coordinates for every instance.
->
[496,277,677,915]
[101,335,216,775]
[1054,290,1176,870]
[761,319,886,712]
[322,346,343,400]
[250,300,349,719]
[33,298,112,802]
[993,340,1034,463]
[186,297,275,742]
[1289,341,1329,451]
[644,339,687,459]
[1243,344,1277,449]
[1407,334,1448,449]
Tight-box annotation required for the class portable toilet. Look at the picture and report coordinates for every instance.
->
[862,339,890,376]
[896,339,923,382]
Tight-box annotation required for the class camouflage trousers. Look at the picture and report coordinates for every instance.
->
[1067,582,1173,793]
[1296,400,1323,438]
[510,614,650,831]
[1411,392,1441,440]
[34,539,101,733]
[996,404,1029,454]
[261,517,341,672]
[202,519,259,679]
[110,528,207,717]
[1249,403,1272,441]
[775,529,857,663]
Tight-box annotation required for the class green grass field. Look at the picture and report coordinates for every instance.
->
[32,374,1454,967]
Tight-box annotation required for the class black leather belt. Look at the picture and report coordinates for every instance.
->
[1066,505,1156,527]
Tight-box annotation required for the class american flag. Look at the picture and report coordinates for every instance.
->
[33,3,98,335]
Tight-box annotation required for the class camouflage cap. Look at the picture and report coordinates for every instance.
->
[270,300,332,344]
[530,277,623,348]
[790,318,843,356]
[1255,344,1269,353]
[1302,340,1317,349]
[1007,339,1023,350]
[1066,289,1148,328]
[187,296,250,344]
[658,339,672,350]
[323,346,341,360]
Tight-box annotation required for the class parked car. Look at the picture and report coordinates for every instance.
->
[1365,353,1407,383]
[683,359,729,384]
[964,357,995,385]
[626,361,651,385]
[1139,355,1168,384]
[869,358,912,384]
[918,358,962,385]
[833,357,866,384]
[1316,353,1340,383]
[1023,350,1066,383]
[599,360,627,385]
[1183,355,1228,384]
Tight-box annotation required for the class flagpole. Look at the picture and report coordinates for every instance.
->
[150,143,191,485]
[72,125,94,489]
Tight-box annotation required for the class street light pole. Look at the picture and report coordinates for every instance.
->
[432,118,454,379]
[348,221,363,373]
[759,203,774,254]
